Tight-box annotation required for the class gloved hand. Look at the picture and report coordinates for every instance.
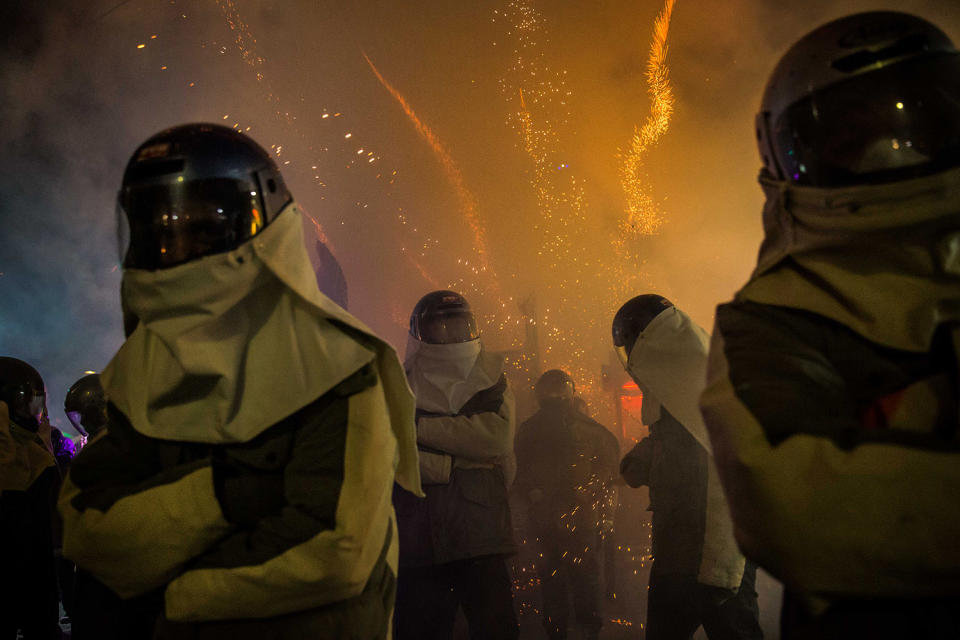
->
[212,457,286,528]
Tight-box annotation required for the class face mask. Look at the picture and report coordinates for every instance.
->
[640,387,662,425]
[404,336,500,414]
[618,341,662,425]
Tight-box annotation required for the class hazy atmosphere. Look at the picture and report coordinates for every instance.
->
[2,2,958,638]
[2,0,957,431]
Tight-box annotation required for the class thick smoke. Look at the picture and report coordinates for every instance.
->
[1,2,957,635]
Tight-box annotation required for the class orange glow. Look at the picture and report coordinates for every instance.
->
[362,52,497,288]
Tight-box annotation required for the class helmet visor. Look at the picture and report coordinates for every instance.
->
[415,310,479,344]
[66,410,88,437]
[772,53,960,187]
[119,178,266,270]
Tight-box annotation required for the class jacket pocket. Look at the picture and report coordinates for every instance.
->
[455,467,506,507]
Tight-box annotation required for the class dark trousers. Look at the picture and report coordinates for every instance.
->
[645,561,762,640]
[69,571,161,640]
[538,533,603,639]
[781,592,960,640]
[394,556,518,640]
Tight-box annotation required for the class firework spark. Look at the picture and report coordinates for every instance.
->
[497,0,612,393]
[620,0,677,236]
[363,51,495,283]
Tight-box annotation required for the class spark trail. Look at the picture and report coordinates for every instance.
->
[215,4,450,296]
[620,0,677,236]
[363,51,496,284]
[498,1,599,382]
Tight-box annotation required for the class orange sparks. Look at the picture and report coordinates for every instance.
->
[362,51,495,283]
[620,0,677,235]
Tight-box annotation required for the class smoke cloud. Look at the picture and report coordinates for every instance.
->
[2,3,957,632]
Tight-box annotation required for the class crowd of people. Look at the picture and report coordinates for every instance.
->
[2,10,959,640]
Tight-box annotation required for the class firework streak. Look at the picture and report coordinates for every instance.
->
[620,0,677,236]
[363,51,496,284]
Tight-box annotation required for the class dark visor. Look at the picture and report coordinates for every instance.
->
[119,178,265,270]
[772,53,960,187]
[415,310,480,344]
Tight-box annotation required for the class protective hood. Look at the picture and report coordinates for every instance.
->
[740,166,960,352]
[0,402,56,492]
[625,306,712,453]
[404,336,502,414]
[625,307,745,590]
[101,202,421,493]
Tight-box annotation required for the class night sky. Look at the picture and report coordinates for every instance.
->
[1,0,957,440]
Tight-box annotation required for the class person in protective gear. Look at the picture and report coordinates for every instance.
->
[393,290,519,640]
[58,123,421,640]
[614,296,762,640]
[514,369,619,640]
[59,373,108,630]
[0,357,62,640]
[64,373,108,441]
[700,12,960,639]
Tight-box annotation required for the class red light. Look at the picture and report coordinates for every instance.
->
[621,381,639,391]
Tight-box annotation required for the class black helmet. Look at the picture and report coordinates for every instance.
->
[757,12,960,187]
[0,357,46,429]
[612,294,674,366]
[535,369,575,410]
[409,291,479,344]
[64,373,107,438]
[118,123,293,270]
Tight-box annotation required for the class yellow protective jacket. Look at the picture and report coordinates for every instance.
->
[701,168,960,604]
[60,364,399,638]
[59,203,419,639]
[394,375,517,568]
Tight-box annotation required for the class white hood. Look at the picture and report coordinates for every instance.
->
[101,203,421,493]
[625,305,712,453]
[404,336,502,414]
[625,305,745,590]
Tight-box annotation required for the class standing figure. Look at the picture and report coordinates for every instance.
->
[700,12,960,640]
[613,296,762,640]
[0,357,61,640]
[394,290,518,640]
[61,372,111,638]
[58,123,421,639]
[514,369,620,640]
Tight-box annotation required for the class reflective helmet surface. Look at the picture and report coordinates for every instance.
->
[535,369,576,410]
[612,295,674,367]
[0,357,46,428]
[118,123,293,270]
[409,290,480,344]
[65,373,107,438]
[757,12,960,187]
